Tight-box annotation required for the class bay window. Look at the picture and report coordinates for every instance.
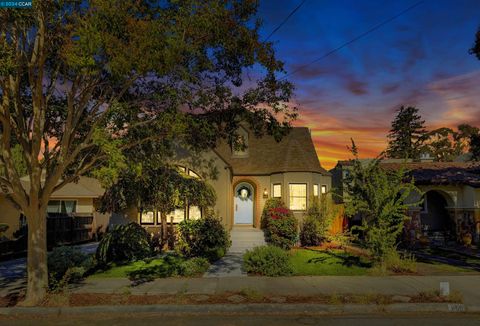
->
[289,184,307,211]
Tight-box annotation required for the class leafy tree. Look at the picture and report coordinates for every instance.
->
[345,140,421,261]
[469,26,480,60]
[386,106,427,160]
[471,133,480,161]
[0,1,295,304]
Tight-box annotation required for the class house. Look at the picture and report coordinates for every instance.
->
[331,158,480,244]
[0,176,108,242]
[134,126,332,233]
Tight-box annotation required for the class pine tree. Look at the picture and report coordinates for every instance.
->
[386,106,427,160]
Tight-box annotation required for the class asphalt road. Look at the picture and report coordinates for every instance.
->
[1,313,479,326]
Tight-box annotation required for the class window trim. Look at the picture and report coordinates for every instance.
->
[289,183,308,211]
[272,183,282,198]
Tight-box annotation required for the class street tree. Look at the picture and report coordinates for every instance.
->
[0,0,295,304]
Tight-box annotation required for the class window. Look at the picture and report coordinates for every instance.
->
[188,170,200,178]
[166,208,186,224]
[313,184,319,197]
[188,206,202,220]
[321,185,327,194]
[47,200,77,214]
[289,184,307,210]
[272,184,282,198]
[177,166,187,174]
[140,211,155,225]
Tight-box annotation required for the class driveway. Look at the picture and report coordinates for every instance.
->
[0,242,99,282]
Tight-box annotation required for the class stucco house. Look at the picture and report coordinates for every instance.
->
[331,159,480,245]
[135,126,332,234]
[0,176,107,243]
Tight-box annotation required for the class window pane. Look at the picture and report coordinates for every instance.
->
[313,184,319,197]
[321,185,327,194]
[47,200,61,213]
[188,206,202,220]
[167,208,185,223]
[273,184,282,198]
[177,166,187,174]
[140,211,155,224]
[62,200,76,213]
[289,184,307,210]
[188,170,200,178]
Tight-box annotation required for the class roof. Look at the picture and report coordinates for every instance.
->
[215,127,329,176]
[20,176,105,198]
[380,162,480,188]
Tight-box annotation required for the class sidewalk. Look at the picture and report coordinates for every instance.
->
[72,275,480,306]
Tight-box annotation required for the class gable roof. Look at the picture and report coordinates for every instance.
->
[19,176,105,198]
[380,162,480,188]
[215,127,329,176]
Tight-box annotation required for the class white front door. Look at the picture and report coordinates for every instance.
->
[234,183,254,224]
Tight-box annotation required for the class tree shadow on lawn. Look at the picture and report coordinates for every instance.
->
[305,249,372,268]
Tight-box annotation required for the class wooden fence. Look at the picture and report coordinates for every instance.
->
[329,204,346,235]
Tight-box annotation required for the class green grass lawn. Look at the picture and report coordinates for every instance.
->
[89,255,185,279]
[289,249,373,276]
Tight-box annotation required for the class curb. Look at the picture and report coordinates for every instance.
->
[0,303,476,316]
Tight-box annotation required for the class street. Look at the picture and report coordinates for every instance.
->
[1,312,479,326]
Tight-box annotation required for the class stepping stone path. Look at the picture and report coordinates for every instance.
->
[203,253,247,277]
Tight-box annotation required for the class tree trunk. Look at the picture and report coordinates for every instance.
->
[22,205,48,306]
[161,211,167,249]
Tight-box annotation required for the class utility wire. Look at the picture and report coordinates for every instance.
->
[281,0,424,80]
[265,0,308,41]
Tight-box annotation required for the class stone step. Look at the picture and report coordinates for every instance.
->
[229,227,266,254]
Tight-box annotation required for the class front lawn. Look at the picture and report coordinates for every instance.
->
[290,248,373,276]
[90,255,209,279]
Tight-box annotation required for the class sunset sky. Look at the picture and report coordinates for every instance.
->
[256,0,480,169]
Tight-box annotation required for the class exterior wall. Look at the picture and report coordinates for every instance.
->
[0,196,21,239]
[231,172,331,229]
[0,195,97,239]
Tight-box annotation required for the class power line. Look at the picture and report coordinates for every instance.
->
[281,0,424,80]
[265,0,308,41]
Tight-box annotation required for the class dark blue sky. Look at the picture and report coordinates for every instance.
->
[255,0,480,168]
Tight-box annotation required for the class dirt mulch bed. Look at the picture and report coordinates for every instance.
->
[0,291,462,308]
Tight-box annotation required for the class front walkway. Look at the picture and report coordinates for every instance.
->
[71,275,480,306]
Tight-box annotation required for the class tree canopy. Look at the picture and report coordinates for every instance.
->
[0,0,296,304]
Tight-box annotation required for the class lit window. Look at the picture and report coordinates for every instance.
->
[188,206,202,220]
[166,208,185,223]
[321,185,327,194]
[177,166,187,174]
[289,184,307,210]
[313,184,319,197]
[140,211,155,225]
[272,184,282,198]
[188,170,200,178]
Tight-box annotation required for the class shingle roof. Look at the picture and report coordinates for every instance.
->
[380,162,480,188]
[215,127,329,176]
[20,176,105,198]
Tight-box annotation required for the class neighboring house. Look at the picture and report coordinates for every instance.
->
[135,126,332,233]
[0,176,107,241]
[331,158,480,244]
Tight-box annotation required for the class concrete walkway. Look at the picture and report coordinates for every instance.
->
[70,275,480,306]
[203,254,246,278]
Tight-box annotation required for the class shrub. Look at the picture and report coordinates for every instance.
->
[176,216,230,262]
[96,222,153,265]
[178,257,210,277]
[243,245,293,276]
[382,250,417,274]
[48,246,94,291]
[261,199,298,250]
[300,197,339,247]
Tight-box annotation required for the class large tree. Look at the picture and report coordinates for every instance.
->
[470,26,480,59]
[0,1,295,305]
[386,106,427,160]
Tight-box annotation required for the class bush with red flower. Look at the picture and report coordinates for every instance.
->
[261,199,298,250]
